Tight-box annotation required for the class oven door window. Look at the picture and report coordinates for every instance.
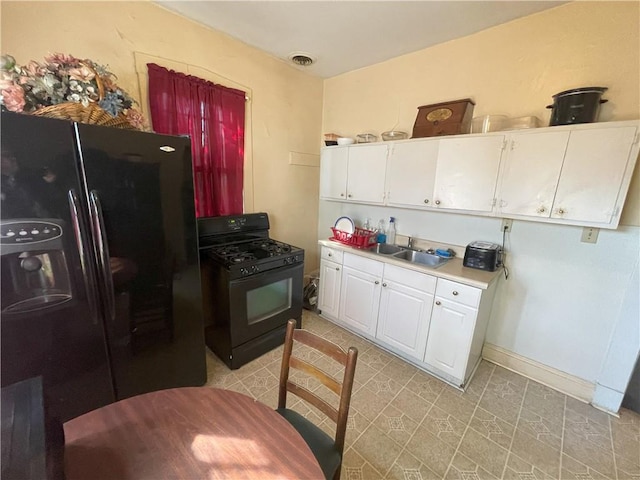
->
[246,278,292,325]
[228,263,303,346]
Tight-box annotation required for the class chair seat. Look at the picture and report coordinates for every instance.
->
[276,408,341,480]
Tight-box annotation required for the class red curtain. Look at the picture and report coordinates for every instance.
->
[147,63,245,217]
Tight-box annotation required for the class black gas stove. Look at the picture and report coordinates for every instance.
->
[198,213,304,369]
[203,237,304,279]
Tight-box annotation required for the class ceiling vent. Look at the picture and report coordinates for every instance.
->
[288,52,315,67]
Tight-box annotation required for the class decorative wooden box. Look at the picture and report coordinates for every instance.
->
[412,99,475,138]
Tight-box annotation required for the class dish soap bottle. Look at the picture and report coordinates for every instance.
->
[376,219,387,244]
[387,217,396,245]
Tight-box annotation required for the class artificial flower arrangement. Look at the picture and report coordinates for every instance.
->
[0,52,146,130]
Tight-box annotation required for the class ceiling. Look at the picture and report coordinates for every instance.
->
[156,1,566,78]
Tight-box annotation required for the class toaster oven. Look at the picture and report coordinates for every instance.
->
[463,241,503,272]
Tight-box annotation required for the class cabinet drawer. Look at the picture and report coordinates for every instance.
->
[435,279,481,308]
[321,246,343,263]
[343,252,384,276]
[383,264,436,293]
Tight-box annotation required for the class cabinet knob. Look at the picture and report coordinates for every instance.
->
[424,199,430,204]
[382,283,387,287]
[374,280,380,285]
[435,200,441,205]
[435,301,441,306]
[452,291,459,296]
[328,253,332,257]
[557,208,565,215]
[335,267,340,271]
[348,194,353,198]
[340,193,344,197]
[537,206,546,214]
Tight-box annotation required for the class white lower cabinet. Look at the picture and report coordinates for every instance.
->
[318,260,342,320]
[424,298,477,382]
[318,247,344,321]
[375,264,436,361]
[338,253,383,336]
[423,278,495,387]
[317,247,498,389]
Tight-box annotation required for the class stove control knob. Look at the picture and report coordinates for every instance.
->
[252,265,259,273]
[240,268,248,275]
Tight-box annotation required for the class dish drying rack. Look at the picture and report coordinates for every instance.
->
[330,227,377,249]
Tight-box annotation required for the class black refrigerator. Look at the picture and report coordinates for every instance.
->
[1,111,207,422]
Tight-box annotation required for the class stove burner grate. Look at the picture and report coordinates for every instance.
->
[230,253,256,263]
[249,239,292,256]
[206,236,302,270]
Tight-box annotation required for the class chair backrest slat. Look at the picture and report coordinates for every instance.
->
[293,329,348,365]
[286,380,339,422]
[289,356,342,396]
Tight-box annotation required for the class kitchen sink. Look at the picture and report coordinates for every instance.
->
[391,249,449,268]
[374,243,405,255]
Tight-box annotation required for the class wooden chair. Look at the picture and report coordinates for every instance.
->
[277,319,358,480]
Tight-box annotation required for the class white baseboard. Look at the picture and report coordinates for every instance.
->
[482,343,595,404]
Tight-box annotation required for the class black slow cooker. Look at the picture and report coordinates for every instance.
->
[547,86,608,126]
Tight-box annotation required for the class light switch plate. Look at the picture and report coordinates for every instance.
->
[581,227,599,244]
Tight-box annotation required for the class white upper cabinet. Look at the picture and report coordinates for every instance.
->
[346,144,388,204]
[385,139,439,208]
[498,130,570,218]
[320,144,388,204]
[319,146,348,200]
[433,135,505,213]
[551,126,638,225]
[319,121,639,229]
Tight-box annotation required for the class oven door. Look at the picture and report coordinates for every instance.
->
[228,263,303,347]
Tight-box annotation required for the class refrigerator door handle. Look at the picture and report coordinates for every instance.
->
[89,190,116,323]
[68,189,99,324]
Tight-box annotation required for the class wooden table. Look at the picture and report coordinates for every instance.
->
[63,387,324,479]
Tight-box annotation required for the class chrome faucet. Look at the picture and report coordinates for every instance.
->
[407,237,414,249]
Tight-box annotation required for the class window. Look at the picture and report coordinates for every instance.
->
[147,63,245,217]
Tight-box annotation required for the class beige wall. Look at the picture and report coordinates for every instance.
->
[1,1,324,271]
[323,1,640,225]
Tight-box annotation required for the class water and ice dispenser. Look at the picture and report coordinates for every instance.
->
[1,219,73,313]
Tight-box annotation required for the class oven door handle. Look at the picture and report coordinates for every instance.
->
[68,189,99,324]
[89,190,116,323]
[228,262,304,287]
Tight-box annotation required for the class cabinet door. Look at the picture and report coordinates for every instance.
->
[386,139,439,208]
[433,135,505,212]
[498,131,569,217]
[318,259,342,320]
[320,147,348,200]
[339,265,382,336]
[424,298,477,382]
[376,278,434,361]
[552,126,638,224]
[346,144,388,204]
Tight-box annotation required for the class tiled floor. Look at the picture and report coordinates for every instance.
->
[205,310,640,480]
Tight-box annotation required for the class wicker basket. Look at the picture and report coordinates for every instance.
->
[30,61,135,130]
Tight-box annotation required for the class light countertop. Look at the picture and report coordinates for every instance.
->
[318,239,502,290]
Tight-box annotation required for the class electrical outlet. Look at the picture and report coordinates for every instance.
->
[581,227,600,244]
[501,219,513,233]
